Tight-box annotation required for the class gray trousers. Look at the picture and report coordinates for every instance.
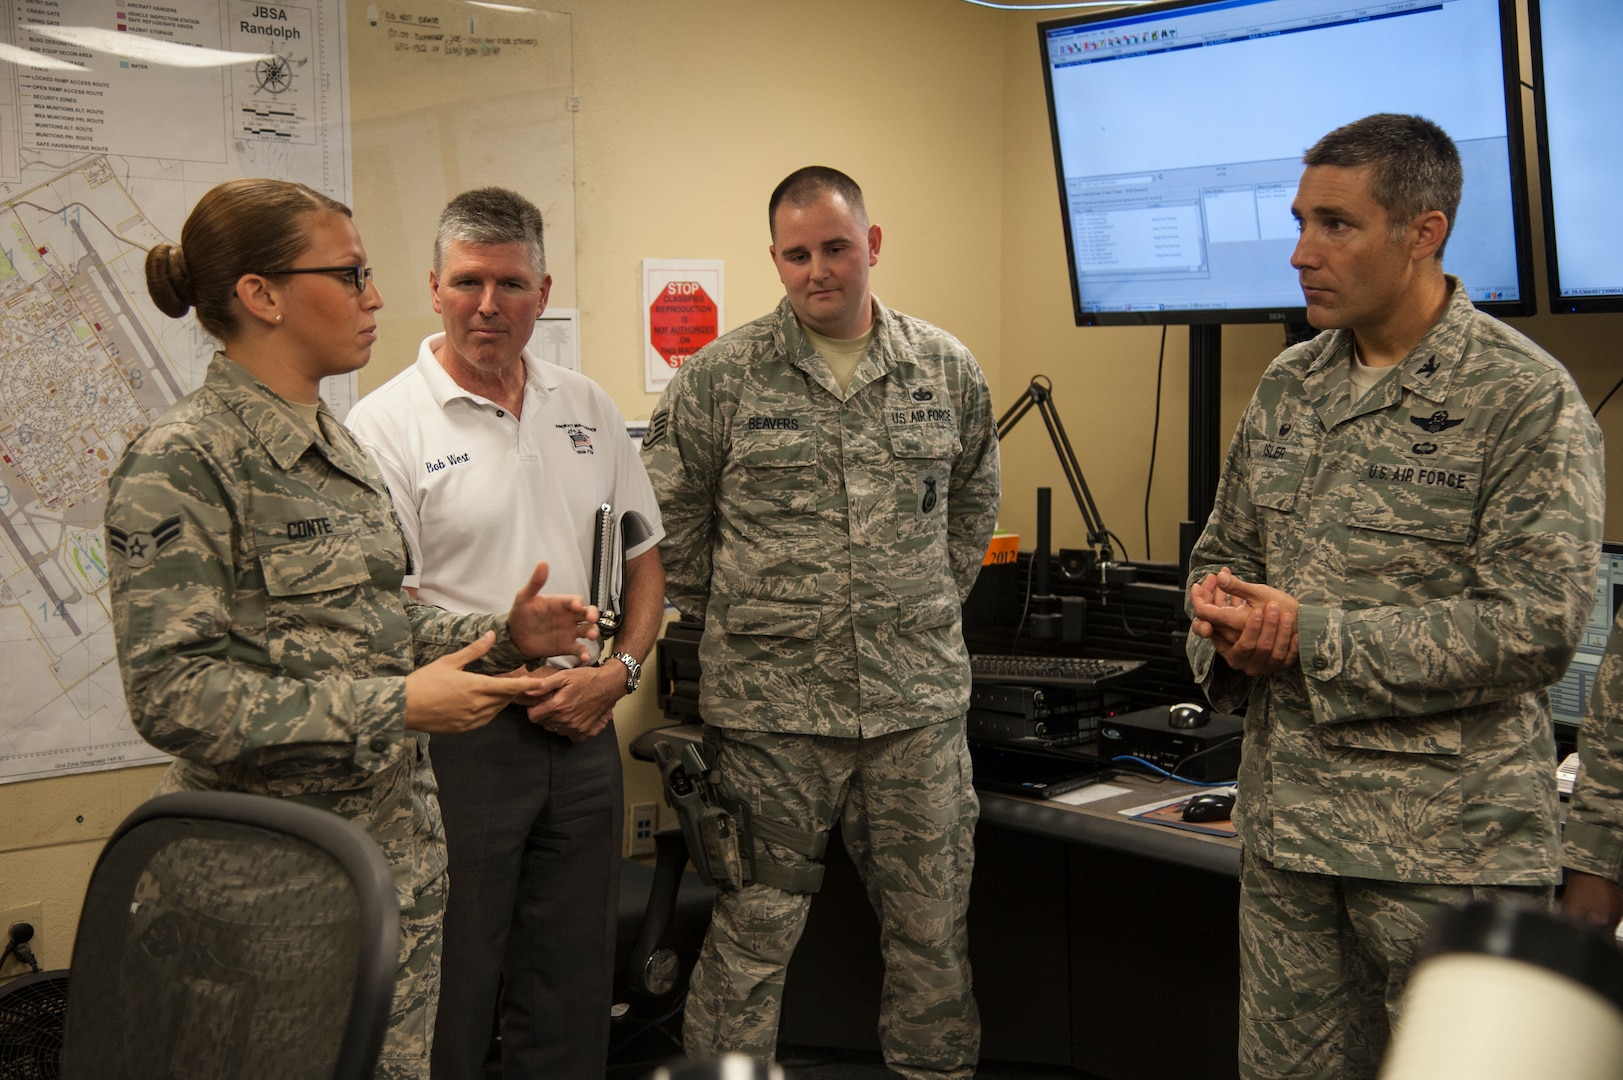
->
[682,718,980,1080]
[427,706,623,1080]
[1237,847,1551,1080]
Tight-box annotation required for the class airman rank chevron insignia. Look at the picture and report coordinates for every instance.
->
[643,411,668,450]
[107,515,183,569]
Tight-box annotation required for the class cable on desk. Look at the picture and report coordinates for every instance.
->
[1110,755,1235,786]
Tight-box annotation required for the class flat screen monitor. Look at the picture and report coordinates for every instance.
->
[1037,0,1535,326]
[1549,541,1623,732]
[1528,0,1623,314]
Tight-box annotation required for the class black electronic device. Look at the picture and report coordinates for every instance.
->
[1036,0,1533,326]
[968,743,1109,799]
[1180,792,1235,824]
[969,682,1111,720]
[970,652,1144,690]
[655,620,704,722]
[1098,704,1242,781]
[968,709,1099,748]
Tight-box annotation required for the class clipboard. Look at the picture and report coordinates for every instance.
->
[591,503,652,637]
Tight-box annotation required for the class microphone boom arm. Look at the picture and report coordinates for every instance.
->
[995,374,1115,568]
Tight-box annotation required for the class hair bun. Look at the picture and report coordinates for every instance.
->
[145,242,195,318]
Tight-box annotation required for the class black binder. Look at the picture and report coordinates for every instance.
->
[590,503,653,638]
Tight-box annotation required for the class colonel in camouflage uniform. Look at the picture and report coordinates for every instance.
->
[1561,608,1623,933]
[106,179,592,1080]
[641,167,999,1079]
[1186,116,1604,1079]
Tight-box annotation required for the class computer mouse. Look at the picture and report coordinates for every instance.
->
[1182,792,1235,823]
[1168,701,1209,729]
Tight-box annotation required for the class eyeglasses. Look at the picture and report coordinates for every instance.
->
[258,265,373,294]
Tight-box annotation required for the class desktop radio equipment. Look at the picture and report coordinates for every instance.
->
[967,666,1131,747]
[1097,704,1242,781]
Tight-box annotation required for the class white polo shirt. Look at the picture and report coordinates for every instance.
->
[346,334,664,662]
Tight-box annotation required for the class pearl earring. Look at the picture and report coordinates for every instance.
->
[276,314,283,323]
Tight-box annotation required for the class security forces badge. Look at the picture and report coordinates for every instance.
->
[917,473,942,519]
[107,515,183,569]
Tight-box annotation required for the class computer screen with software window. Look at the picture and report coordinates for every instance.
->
[1037,0,1534,326]
[1529,0,1623,314]
[1549,541,1623,731]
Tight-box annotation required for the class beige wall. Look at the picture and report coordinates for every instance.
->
[0,0,1009,979]
[5,0,1621,981]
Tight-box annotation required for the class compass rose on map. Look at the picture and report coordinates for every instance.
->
[256,54,293,94]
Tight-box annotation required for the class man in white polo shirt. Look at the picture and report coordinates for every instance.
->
[347,187,665,1080]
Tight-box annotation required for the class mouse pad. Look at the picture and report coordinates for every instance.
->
[969,743,1109,799]
[1128,793,1239,838]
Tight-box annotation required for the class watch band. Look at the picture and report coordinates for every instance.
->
[609,651,641,693]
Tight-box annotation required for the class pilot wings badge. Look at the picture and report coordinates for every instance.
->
[1409,410,1464,435]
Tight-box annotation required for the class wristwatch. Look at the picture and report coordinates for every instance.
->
[607,651,642,694]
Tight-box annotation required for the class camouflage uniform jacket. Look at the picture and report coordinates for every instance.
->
[1187,279,1604,885]
[106,353,533,895]
[1564,607,1623,883]
[642,296,1000,737]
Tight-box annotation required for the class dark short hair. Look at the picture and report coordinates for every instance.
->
[145,179,351,342]
[768,166,867,239]
[1303,113,1462,258]
[434,187,546,278]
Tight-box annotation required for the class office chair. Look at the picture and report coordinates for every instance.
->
[58,791,400,1080]
[620,824,714,999]
[618,725,716,1005]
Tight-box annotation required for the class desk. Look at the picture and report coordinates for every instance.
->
[634,727,1241,1079]
[979,774,1240,878]
[968,777,1240,1079]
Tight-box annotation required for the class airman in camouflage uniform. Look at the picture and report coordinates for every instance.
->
[1186,116,1604,1079]
[642,167,999,1079]
[108,354,588,1080]
[1561,607,1623,932]
[111,181,594,1080]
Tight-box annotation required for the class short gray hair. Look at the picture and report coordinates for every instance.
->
[433,187,546,278]
[1303,113,1462,259]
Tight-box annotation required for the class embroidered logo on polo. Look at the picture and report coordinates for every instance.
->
[557,423,596,454]
[108,515,182,569]
[1409,410,1463,434]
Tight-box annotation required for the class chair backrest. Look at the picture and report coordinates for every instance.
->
[59,791,400,1080]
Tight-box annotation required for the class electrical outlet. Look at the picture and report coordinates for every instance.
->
[629,802,658,857]
[0,903,45,977]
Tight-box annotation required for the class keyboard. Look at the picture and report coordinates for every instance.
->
[969,653,1145,690]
